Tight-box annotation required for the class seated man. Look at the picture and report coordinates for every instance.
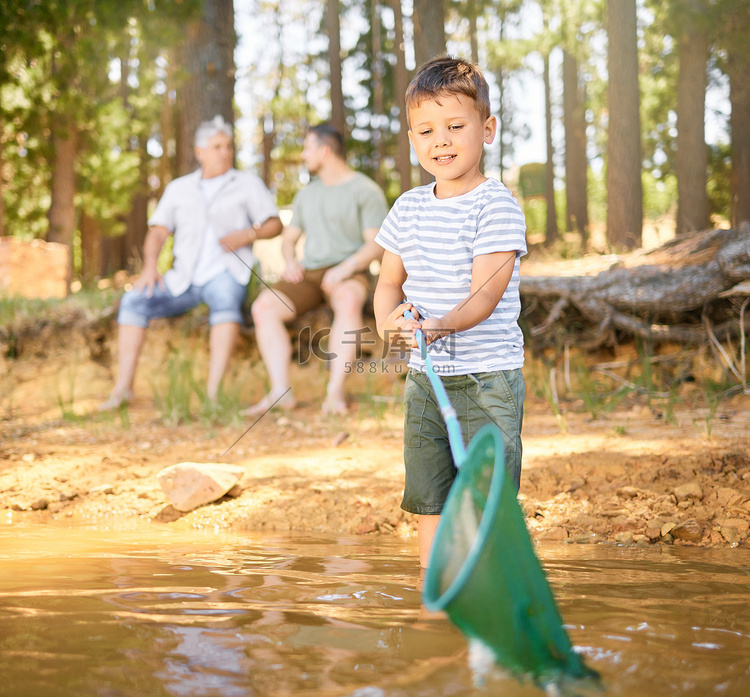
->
[100,115,282,409]
[246,123,389,415]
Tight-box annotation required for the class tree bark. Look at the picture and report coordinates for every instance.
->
[46,116,78,289]
[413,0,446,68]
[175,0,236,175]
[606,0,643,250]
[79,210,101,285]
[675,3,709,235]
[371,0,385,188]
[391,0,412,194]
[563,49,589,245]
[0,135,5,238]
[728,50,750,227]
[412,0,445,185]
[544,50,558,245]
[326,0,346,137]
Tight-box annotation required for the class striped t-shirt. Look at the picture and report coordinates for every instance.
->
[375,178,527,375]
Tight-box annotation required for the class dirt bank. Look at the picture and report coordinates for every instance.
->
[2,314,750,548]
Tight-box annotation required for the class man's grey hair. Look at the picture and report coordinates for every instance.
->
[195,115,233,148]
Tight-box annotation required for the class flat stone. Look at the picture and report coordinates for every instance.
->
[157,462,245,512]
[674,482,703,502]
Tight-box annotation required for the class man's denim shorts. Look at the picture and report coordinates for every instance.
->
[402,367,525,515]
[117,270,247,328]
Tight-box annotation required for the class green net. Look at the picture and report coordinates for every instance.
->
[423,424,596,681]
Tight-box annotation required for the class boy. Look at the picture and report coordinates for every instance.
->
[374,56,527,569]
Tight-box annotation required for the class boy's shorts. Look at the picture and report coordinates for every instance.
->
[272,266,371,316]
[402,367,525,515]
[117,270,247,328]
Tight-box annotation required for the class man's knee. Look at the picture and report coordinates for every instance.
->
[251,289,296,323]
[329,281,367,315]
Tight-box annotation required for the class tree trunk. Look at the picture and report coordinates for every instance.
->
[371,0,385,188]
[413,0,446,68]
[391,0,412,194]
[326,0,346,137]
[606,0,643,250]
[413,0,445,185]
[0,135,5,237]
[675,4,709,235]
[79,210,101,285]
[467,0,479,64]
[544,50,558,245]
[563,49,589,246]
[728,51,750,227]
[47,117,78,289]
[176,0,236,175]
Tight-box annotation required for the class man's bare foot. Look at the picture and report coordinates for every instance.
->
[322,394,348,415]
[97,391,135,412]
[241,391,296,418]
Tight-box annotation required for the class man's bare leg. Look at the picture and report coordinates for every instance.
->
[99,324,146,410]
[207,321,240,401]
[245,288,297,415]
[323,279,368,414]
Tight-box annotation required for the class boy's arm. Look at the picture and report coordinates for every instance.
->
[421,250,516,344]
[374,250,419,344]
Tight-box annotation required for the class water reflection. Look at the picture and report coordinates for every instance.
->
[0,522,749,696]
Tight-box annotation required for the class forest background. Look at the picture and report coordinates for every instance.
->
[2,0,749,282]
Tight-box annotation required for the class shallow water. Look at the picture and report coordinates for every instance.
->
[0,521,749,697]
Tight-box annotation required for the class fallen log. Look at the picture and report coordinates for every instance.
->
[520,224,750,350]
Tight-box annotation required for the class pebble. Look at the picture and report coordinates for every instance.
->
[671,519,703,542]
[674,482,703,502]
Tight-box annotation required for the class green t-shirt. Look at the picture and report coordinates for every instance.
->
[291,172,389,269]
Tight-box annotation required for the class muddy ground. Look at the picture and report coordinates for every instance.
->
[2,306,750,550]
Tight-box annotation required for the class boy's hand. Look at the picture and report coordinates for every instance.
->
[384,302,420,350]
[419,316,449,346]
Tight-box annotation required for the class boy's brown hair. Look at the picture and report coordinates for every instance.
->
[405,56,491,123]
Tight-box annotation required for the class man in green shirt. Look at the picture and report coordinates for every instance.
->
[245,124,389,415]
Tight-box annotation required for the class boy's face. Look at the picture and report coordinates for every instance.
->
[408,94,496,197]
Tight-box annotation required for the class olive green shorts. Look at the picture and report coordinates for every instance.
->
[402,367,525,515]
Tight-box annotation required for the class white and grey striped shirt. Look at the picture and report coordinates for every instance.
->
[376,178,527,375]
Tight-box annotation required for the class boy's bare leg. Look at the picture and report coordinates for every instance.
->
[99,324,146,409]
[324,279,368,414]
[207,322,240,401]
[245,289,297,416]
[418,514,441,569]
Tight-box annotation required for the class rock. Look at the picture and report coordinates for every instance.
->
[717,518,749,534]
[30,498,49,510]
[617,485,639,499]
[565,478,586,493]
[614,531,634,545]
[674,482,703,502]
[715,487,745,507]
[671,519,703,542]
[660,521,677,537]
[157,462,245,512]
[721,526,741,545]
[540,526,569,541]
